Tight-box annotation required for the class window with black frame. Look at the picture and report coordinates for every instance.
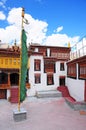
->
[44,61,55,73]
[47,74,54,85]
[79,63,86,79]
[34,59,41,71]
[67,63,76,78]
[60,62,65,71]
[34,74,41,84]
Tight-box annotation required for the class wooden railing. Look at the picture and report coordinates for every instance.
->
[70,37,86,60]
[0,84,10,89]
[0,83,31,89]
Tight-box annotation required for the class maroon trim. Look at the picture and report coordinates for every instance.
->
[59,76,65,78]
[29,44,71,50]
[67,55,86,65]
[0,68,19,73]
[31,52,43,56]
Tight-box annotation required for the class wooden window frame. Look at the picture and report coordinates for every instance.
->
[67,63,76,78]
[47,74,54,85]
[60,62,65,71]
[34,74,41,84]
[34,59,41,71]
[44,61,55,73]
[39,48,47,56]
[78,63,86,79]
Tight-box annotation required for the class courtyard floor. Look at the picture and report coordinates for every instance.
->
[0,97,86,130]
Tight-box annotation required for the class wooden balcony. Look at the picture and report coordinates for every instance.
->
[0,83,30,90]
[0,84,10,89]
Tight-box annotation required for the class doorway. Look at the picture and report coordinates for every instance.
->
[0,72,8,84]
[59,76,65,86]
[10,73,19,86]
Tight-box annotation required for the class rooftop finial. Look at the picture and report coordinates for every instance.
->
[68,42,70,47]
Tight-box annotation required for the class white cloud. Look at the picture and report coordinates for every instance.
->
[0,7,80,48]
[7,7,22,27]
[0,11,6,20]
[0,8,22,44]
[25,16,48,43]
[44,33,79,46]
[0,25,21,44]
[1,7,48,45]
[55,26,63,33]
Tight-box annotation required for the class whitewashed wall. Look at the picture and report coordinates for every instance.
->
[28,55,44,96]
[56,61,67,87]
[27,55,67,96]
[7,89,10,100]
[66,77,84,101]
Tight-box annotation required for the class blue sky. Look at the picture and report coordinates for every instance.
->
[0,0,86,47]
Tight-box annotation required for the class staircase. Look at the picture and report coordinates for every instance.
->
[36,89,62,98]
[10,86,19,103]
[57,86,86,110]
[57,85,70,97]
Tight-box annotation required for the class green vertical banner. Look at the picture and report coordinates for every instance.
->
[20,29,28,102]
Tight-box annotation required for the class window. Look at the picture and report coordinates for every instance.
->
[47,74,54,85]
[67,63,76,78]
[13,59,16,65]
[0,58,3,64]
[34,59,41,71]
[60,62,65,71]
[39,48,47,56]
[79,63,86,79]
[57,53,61,58]
[18,59,20,65]
[0,72,8,84]
[44,61,55,73]
[51,52,57,57]
[9,59,12,64]
[57,52,70,60]
[34,74,41,84]
[5,59,8,64]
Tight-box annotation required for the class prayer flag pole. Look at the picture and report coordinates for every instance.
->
[13,8,27,122]
[18,7,24,112]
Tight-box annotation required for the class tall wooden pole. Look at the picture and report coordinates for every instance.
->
[18,8,24,111]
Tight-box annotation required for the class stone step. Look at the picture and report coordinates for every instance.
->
[36,90,62,98]
[65,97,86,110]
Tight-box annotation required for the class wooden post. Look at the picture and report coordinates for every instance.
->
[8,73,10,87]
[18,8,24,111]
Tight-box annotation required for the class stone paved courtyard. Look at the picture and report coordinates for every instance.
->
[0,97,86,130]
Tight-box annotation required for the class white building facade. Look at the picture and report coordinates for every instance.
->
[66,55,86,101]
[27,44,70,96]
